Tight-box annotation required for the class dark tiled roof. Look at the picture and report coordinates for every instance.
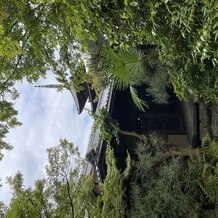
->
[69,84,89,114]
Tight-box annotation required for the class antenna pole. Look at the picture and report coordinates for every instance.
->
[35,84,69,89]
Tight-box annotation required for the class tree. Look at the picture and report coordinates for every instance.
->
[45,139,86,218]
[0,201,7,218]
[1,2,217,215]
[0,23,22,157]
[5,118,218,217]
[5,139,95,218]
[127,134,218,217]
[88,109,218,217]
[95,146,131,218]
[6,175,51,218]
[5,137,132,218]
[0,0,217,156]
[0,0,79,154]
[0,100,21,160]
[46,0,217,103]
[5,172,41,218]
[69,0,217,103]
[44,139,131,218]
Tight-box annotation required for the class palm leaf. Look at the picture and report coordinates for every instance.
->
[120,48,144,78]
[103,47,144,90]
[103,47,130,90]
[130,86,148,111]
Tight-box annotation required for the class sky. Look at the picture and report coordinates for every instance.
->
[0,73,93,205]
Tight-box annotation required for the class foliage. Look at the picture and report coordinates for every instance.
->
[88,108,119,144]
[70,61,90,92]
[0,22,22,156]
[0,0,217,156]
[5,139,95,218]
[45,139,88,218]
[0,0,60,84]
[0,100,21,160]
[49,0,217,102]
[0,25,21,62]
[4,139,131,218]
[0,201,7,218]
[89,44,170,110]
[1,1,218,216]
[102,47,144,90]
[0,0,86,151]
[88,71,107,99]
[170,62,218,102]
[86,37,111,98]
[5,172,46,218]
[94,146,131,218]
[130,85,148,112]
[4,132,218,217]
[0,0,69,152]
[128,134,218,217]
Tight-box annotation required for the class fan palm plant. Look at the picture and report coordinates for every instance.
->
[88,42,169,109]
[103,47,145,89]
[102,47,148,111]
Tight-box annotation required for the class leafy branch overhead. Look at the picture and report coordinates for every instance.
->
[0,0,217,152]
[0,1,217,216]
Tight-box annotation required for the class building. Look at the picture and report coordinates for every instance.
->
[36,81,201,187]
[76,83,201,187]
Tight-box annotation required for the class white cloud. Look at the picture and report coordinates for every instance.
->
[0,73,93,205]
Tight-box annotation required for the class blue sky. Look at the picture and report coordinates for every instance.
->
[0,73,93,204]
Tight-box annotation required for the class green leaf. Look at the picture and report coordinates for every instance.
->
[130,1,138,7]
[130,85,148,111]
[103,47,144,90]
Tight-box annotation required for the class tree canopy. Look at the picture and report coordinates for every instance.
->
[2,134,218,217]
[4,139,92,218]
[0,0,217,153]
[2,139,130,218]
[0,1,217,216]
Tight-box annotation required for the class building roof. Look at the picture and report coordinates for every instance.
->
[69,83,99,114]
[69,84,89,114]
[35,83,93,115]
[82,84,114,181]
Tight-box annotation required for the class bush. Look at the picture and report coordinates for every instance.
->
[127,134,218,217]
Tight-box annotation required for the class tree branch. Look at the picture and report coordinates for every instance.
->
[108,119,207,162]
[26,193,42,218]
[64,171,75,218]
[40,191,50,218]
[109,120,148,145]
[144,147,206,166]
[162,147,206,159]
